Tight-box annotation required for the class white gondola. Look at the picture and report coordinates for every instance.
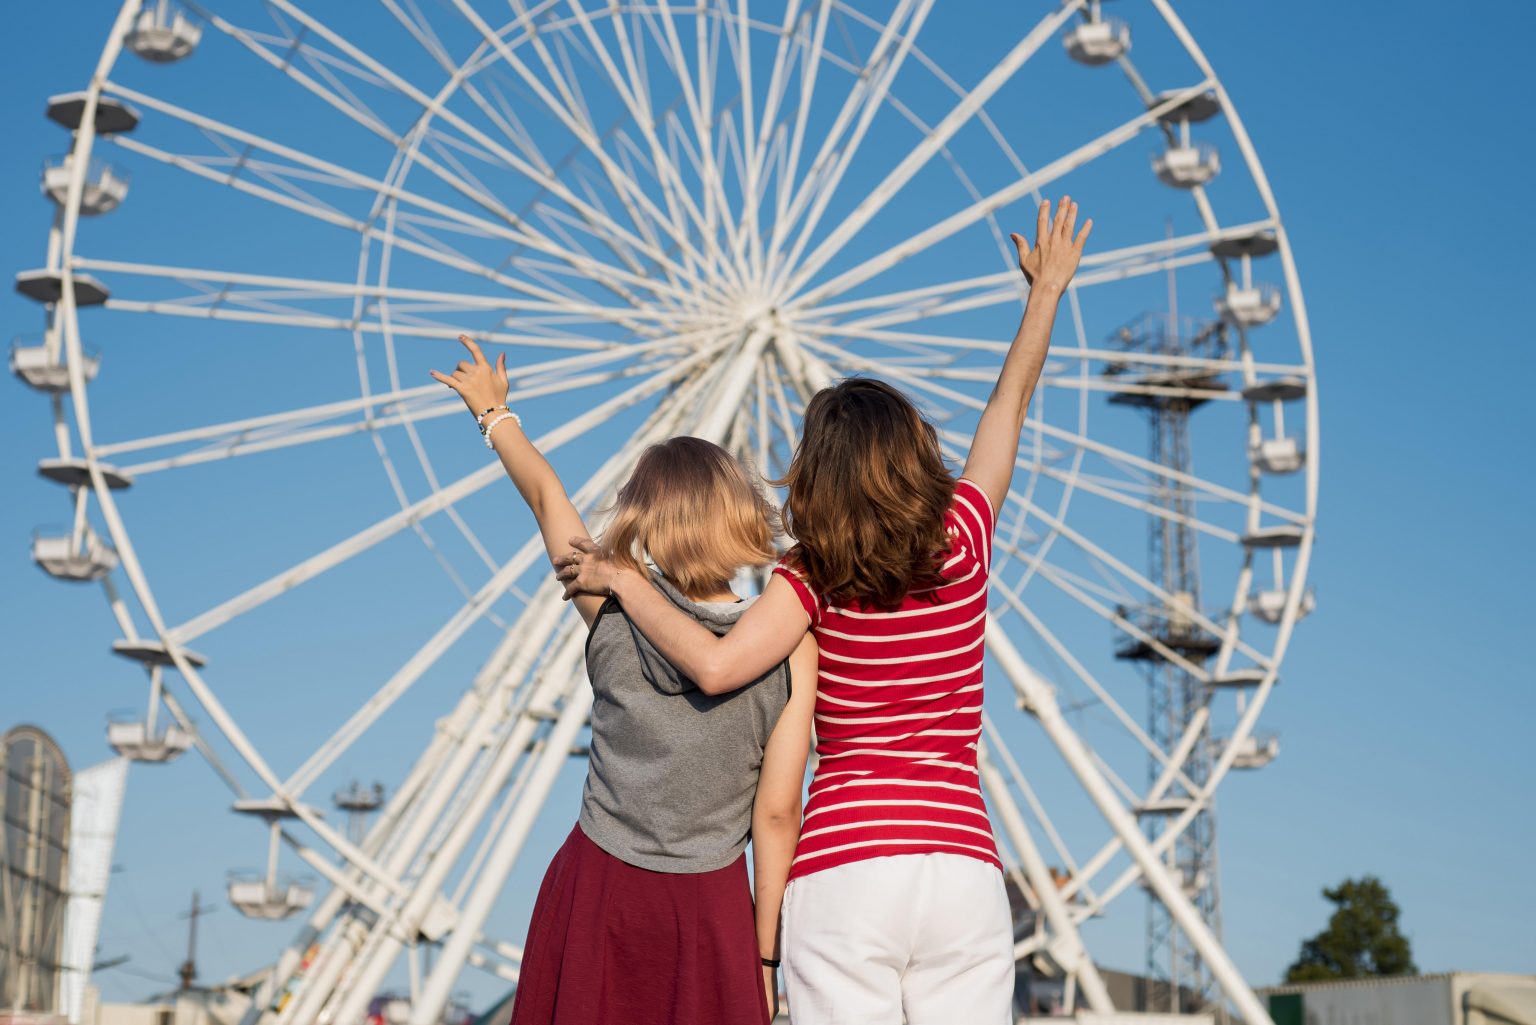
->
[15,269,111,307]
[1249,587,1316,625]
[1209,668,1271,689]
[108,719,192,762]
[230,799,317,919]
[32,531,118,581]
[1242,375,1308,403]
[11,342,99,393]
[1242,525,1305,550]
[1215,283,1281,327]
[111,638,208,668]
[42,155,129,215]
[1136,796,1194,816]
[1250,436,1305,474]
[124,1,201,63]
[45,91,140,135]
[1153,143,1220,188]
[1064,17,1130,65]
[37,457,132,490]
[1225,734,1279,770]
[1154,88,1221,125]
[38,457,133,490]
[227,873,315,920]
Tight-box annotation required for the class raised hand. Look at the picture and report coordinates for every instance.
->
[429,334,509,416]
[1011,196,1092,293]
[554,536,622,600]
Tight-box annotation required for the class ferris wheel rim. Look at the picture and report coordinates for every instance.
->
[32,1,1316,1018]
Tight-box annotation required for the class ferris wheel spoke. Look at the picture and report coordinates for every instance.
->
[281,329,756,798]
[794,219,1273,333]
[637,0,760,284]
[440,0,735,292]
[112,131,676,318]
[770,0,937,295]
[803,322,1305,380]
[999,507,1271,676]
[780,0,1078,299]
[74,256,707,337]
[989,565,1203,798]
[789,78,1215,310]
[206,4,701,293]
[100,85,693,313]
[562,1,745,287]
[507,2,704,274]
[766,0,928,288]
[734,0,807,282]
[164,337,730,647]
[823,343,1301,525]
[111,370,637,476]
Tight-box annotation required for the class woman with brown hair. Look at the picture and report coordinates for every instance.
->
[429,337,818,1025]
[557,197,1091,1024]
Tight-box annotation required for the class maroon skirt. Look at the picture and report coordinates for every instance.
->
[508,823,769,1025]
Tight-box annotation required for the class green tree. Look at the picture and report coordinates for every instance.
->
[1285,876,1417,982]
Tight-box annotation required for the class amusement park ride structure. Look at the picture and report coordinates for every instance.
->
[16,1,1317,1022]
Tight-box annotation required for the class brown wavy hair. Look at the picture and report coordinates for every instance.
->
[603,436,778,598]
[776,378,954,610]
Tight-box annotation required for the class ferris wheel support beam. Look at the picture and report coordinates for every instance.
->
[978,740,1111,1012]
[985,618,1272,1025]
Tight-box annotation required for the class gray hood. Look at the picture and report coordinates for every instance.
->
[619,573,752,694]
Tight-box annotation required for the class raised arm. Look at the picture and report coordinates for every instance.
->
[962,197,1092,517]
[752,634,818,1018]
[430,335,603,626]
[555,543,810,694]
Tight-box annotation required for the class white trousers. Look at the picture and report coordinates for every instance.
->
[781,853,1014,1025]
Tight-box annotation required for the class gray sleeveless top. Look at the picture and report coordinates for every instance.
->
[579,576,792,873]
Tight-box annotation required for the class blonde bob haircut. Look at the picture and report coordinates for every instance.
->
[601,436,778,598]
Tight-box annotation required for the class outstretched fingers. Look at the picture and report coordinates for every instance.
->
[429,369,462,393]
[1074,217,1094,250]
[1036,199,1051,245]
[457,333,489,366]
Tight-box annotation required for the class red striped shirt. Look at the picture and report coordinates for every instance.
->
[773,477,1001,880]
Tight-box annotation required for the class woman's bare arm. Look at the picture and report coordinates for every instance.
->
[556,542,809,694]
[430,335,603,626]
[962,198,1091,517]
[752,634,817,1018]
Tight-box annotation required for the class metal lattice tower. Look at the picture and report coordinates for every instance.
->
[1108,306,1228,1013]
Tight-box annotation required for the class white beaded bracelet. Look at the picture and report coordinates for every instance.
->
[482,410,521,448]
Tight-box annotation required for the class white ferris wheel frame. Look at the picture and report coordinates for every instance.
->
[28,1,1319,1023]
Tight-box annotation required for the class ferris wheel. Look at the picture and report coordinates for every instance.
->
[18,1,1317,1022]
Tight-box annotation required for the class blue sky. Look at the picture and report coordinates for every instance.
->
[2,0,1533,1013]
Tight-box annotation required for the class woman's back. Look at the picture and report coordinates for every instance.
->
[582,577,791,873]
[773,477,999,880]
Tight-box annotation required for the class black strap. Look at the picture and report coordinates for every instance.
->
[761,957,781,969]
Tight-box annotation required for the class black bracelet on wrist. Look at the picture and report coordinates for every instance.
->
[761,957,781,968]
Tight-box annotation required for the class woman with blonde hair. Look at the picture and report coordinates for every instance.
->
[430,337,818,1025]
[557,197,1091,1024]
